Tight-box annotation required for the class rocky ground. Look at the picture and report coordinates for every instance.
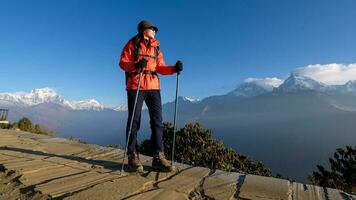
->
[0,129,354,200]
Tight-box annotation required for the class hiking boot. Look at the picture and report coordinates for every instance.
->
[152,152,172,172]
[127,152,144,173]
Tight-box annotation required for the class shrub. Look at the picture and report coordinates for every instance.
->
[139,122,272,177]
[10,117,55,136]
[18,117,33,132]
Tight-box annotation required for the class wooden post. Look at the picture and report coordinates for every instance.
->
[0,109,9,124]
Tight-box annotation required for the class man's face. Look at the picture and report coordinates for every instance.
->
[143,27,156,39]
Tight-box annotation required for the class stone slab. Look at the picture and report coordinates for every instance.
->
[36,171,120,198]
[64,174,155,200]
[35,142,89,155]
[0,153,20,162]
[85,149,117,159]
[0,148,49,160]
[43,156,110,172]
[43,156,80,164]
[239,174,289,200]
[20,166,85,186]
[203,170,242,200]
[292,182,325,200]
[325,187,354,200]
[3,159,57,172]
[125,188,187,200]
[0,157,31,164]
[158,167,211,194]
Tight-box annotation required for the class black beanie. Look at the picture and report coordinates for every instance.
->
[137,20,158,34]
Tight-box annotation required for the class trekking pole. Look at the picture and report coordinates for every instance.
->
[171,72,180,167]
[120,72,143,174]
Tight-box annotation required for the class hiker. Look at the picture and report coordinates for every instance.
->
[119,20,183,172]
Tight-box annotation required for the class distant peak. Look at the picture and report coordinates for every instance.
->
[178,96,200,103]
[113,104,128,111]
[276,74,327,93]
[288,74,309,79]
[230,77,283,97]
[345,80,356,85]
[183,96,199,102]
[68,99,104,111]
[30,87,57,96]
[88,99,99,103]
[244,77,283,91]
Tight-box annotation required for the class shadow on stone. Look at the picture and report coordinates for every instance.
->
[0,146,125,171]
[234,174,249,200]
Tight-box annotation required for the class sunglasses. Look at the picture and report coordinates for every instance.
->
[148,27,156,32]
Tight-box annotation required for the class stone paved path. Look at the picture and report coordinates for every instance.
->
[0,130,354,200]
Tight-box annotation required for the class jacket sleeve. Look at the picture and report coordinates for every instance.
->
[156,49,176,75]
[119,41,136,73]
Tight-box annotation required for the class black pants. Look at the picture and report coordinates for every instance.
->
[126,90,164,155]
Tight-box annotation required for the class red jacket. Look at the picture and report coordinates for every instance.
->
[119,37,175,90]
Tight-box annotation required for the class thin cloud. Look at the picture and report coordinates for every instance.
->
[292,63,356,85]
[244,77,284,90]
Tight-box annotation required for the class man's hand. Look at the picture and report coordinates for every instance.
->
[174,60,183,73]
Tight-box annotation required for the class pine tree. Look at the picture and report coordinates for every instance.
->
[309,145,356,193]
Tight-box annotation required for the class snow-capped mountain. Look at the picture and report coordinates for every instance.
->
[339,80,356,93]
[230,82,271,97]
[228,75,356,97]
[324,80,356,96]
[23,88,66,105]
[0,88,202,112]
[245,77,283,91]
[276,74,328,92]
[274,74,356,95]
[0,88,65,106]
[66,99,104,111]
[114,104,128,112]
[181,96,200,103]
[0,88,104,111]
[230,77,283,97]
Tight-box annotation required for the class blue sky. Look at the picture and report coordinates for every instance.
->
[1,0,356,106]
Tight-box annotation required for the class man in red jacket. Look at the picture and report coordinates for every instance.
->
[119,20,183,172]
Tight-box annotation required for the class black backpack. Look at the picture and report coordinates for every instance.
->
[125,35,160,85]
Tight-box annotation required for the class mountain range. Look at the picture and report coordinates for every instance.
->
[232,74,356,97]
[0,88,105,111]
[1,74,356,182]
[2,74,355,111]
